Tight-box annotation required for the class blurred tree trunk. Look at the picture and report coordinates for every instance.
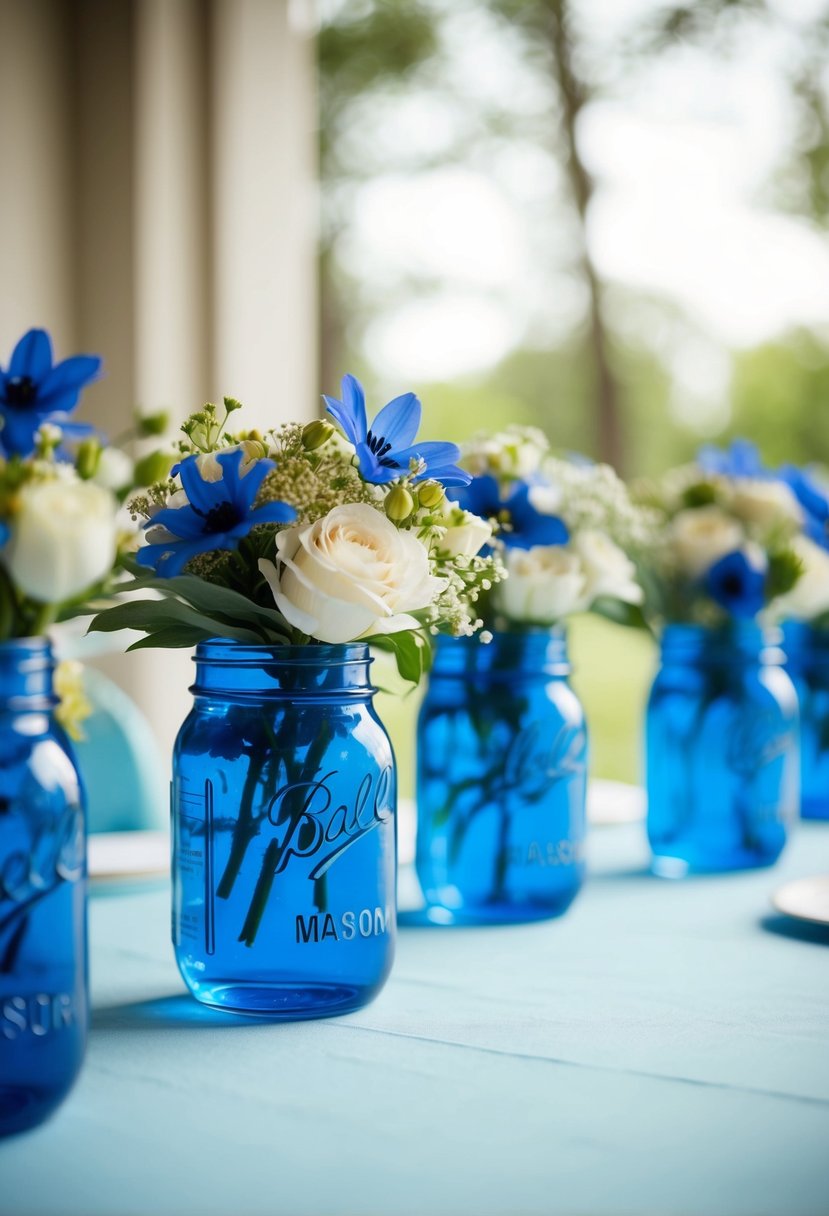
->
[545,0,625,471]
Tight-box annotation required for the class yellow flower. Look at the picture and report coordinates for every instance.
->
[54,661,93,742]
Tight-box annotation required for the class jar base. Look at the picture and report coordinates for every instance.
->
[802,801,829,821]
[416,894,578,927]
[183,979,379,1020]
[650,848,783,877]
[0,1084,66,1139]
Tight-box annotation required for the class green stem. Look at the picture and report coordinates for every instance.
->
[216,749,266,900]
[237,718,333,947]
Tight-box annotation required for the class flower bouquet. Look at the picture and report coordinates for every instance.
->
[772,461,829,819]
[90,375,497,1017]
[634,440,805,874]
[0,327,124,1137]
[415,425,651,925]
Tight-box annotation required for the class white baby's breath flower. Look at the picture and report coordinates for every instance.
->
[669,506,745,579]
[260,503,446,643]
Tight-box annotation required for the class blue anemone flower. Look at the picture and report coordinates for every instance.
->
[778,464,829,551]
[697,439,767,480]
[137,450,296,578]
[705,549,766,619]
[323,374,470,486]
[0,328,101,457]
[450,474,569,550]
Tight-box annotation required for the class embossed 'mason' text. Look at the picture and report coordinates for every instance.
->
[1,992,76,1040]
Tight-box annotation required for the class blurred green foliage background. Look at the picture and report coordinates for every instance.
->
[318,0,829,788]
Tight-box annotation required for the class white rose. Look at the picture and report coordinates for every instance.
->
[259,503,445,644]
[5,479,118,603]
[669,506,745,579]
[727,479,804,530]
[572,529,642,609]
[494,545,586,624]
[94,447,134,492]
[527,482,564,516]
[772,535,829,622]
[439,511,493,558]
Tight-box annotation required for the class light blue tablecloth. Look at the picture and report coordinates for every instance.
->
[2,821,828,1216]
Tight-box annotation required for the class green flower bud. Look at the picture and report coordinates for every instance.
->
[385,486,415,524]
[136,410,169,438]
[417,480,445,510]
[76,437,102,480]
[302,419,335,451]
[134,450,176,487]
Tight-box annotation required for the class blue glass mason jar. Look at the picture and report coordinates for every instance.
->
[171,642,396,1019]
[416,630,588,925]
[647,624,799,876]
[0,640,87,1138]
[783,621,829,820]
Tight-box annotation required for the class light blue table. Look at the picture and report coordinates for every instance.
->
[2,821,828,1216]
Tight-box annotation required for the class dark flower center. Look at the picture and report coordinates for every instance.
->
[365,428,400,469]
[721,573,744,596]
[5,375,37,408]
[202,500,242,534]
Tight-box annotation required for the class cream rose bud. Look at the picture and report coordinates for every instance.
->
[259,503,445,644]
[5,479,118,603]
[439,511,493,558]
[772,535,829,622]
[573,529,642,608]
[494,545,586,624]
[727,479,804,530]
[669,506,745,579]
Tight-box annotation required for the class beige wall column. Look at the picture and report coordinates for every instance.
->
[211,0,317,425]
[0,0,318,768]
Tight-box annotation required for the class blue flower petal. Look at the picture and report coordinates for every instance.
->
[37,354,102,407]
[341,375,367,439]
[247,501,298,526]
[369,392,421,450]
[8,329,53,381]
[146,507,206,540]
[413,461,471,487]
[353,444,397,484]
[323,396,361,446]
[449,474,501,516]
[177,455,219,516]
[231,453,275,513]
[705,550,766,618]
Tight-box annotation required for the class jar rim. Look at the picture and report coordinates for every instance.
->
[193,640,372,668]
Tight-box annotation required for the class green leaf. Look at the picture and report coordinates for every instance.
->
[368,629,431,685]
[767,547,804,600]
[88,596,263,644]
[591,596,651,632]
[127,625,210,651]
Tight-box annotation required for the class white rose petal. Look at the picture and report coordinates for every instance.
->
[260,503,445,644]
[669,506,745,579]
[527,482,564,517]
[773,535,829,622]
[94,447,134,492]
[439,512,493,558]
[494,545,586,624]
[573,529,642,610]
[728,479,804,530]
[5,479,118,603]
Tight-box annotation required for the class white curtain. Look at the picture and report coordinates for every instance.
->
[0,0,317,761]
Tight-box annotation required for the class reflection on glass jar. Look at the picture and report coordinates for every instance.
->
[416,630,587,925]
[172,642,396,1019]
[783,621,829,821]
[647,624,798,876]
[0,639,86,1138]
